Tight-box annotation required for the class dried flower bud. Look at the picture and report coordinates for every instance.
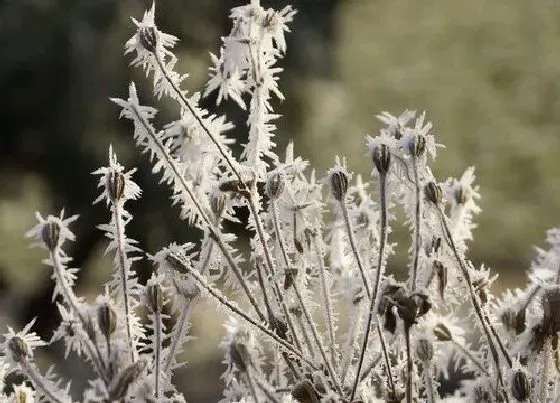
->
[407,134,426,157]
[41,221,60,251]
[511,370,530,402]
[139,26,157,52]
[146,283,163,313]
[330,170,348,201]
[229,340,250,372]
[8,336,29,363]
[109,359,148,400]
[284,267,298,290]
[433,323,453,342]
[416,338,434,361]
[454,184,470,205]
[543,285,560,335]
[97,303,117,339]
[424,182,442,205]
[372,143,391,176]
[434,261,447,300]
[165,252,188,275]
[291,380,319,403]
[107,171,125,202]
[266,172,285,199]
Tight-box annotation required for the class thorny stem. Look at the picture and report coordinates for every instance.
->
[291,282,344,397]
[341,202,371,298]
[113,202,135,363]
[539,338,552,403]
[350,172,389,402]
[154,311,162,399]
[486,311,513,368]
[182,258,316,369]
[410,155,421,291]
[51,250,108,384]
[438,208,509,401]
[422,362,436,403]
[22,359,68,403]
[128,102,266,323]
[269,200,305,354]
[405,326,413,403]
[310,234,338,368]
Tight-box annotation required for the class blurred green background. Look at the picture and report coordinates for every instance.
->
[1,0,560,400]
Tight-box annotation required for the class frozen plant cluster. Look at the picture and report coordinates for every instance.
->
[2,1,560,402]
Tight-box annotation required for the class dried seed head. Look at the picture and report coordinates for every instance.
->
[97,303,117,339]
[543,285,560,335]
[372,143,391,176]
[107,171,125,202]
[146,283,163,313]
[266,172,285,200]
[8,336,29,363]
[330,170,348,201]
[511,370,530,402]
[407,134,426,157]
[433,323,453,342]
[109,359,148,400]
[416,338,434,362]
[291,380,319,403]
[424,182,442,205]
[139,26,157,52]
[41,221,60,251]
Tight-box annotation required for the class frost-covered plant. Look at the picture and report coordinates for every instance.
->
[2,1,560,402]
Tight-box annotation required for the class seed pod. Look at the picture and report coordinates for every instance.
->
[543,285,560,335]
[266,172,285,199]
[291,380,319,403]
[97,303,117,339]
[8,336,29,363]
[433,323,453,342]
[107,171,125,202]
[330,170,348,201]
[372,143,391,176]
[139,26,157,52]
[146,283,163,313]
[416,338,434,362]
[41,221,60,251]
[511,370,530,402]
[284,267,298,290]
[434,261,447,301]
[407,134,426,157]
[109,359,148,400]
[424,182,442,205]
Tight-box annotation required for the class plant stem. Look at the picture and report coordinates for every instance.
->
[410,154,421,291]
[405,326,413,403]
[154,311,162,399]
[350,172,389,402]
[539,337,551,403]
[113,202,135,363]
[22,360,69,403]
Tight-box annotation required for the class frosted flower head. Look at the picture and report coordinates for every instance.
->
[325,156,351,202]
[1,319,46,371]
[401,112,437,159]
[92,146,141,205]
[125,3,178,68]
[376,110,416,139]
[25,210,79,251]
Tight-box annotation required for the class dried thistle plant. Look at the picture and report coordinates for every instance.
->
[2,2,560,402]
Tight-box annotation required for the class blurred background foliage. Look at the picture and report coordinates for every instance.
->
[1,0,560,400]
